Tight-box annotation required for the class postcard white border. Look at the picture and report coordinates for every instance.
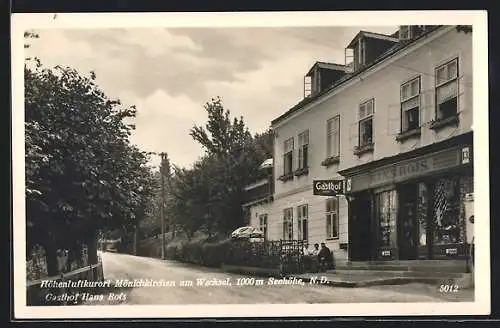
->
[12,10,490,319]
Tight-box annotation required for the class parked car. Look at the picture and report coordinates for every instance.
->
[231,226,264,241]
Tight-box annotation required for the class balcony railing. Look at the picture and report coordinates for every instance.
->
[243,175,274,205]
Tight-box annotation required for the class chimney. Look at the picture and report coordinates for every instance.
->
[397,25,437,41]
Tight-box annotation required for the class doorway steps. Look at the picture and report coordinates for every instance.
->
[316,260,475,288]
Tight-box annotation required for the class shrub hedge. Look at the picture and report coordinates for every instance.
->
[164,239,233,268]
[139,237,304,274]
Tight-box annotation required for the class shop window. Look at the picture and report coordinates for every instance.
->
[259,214,268,240]
[297,205,308,242]
[435,58,459,120]
[282,208,293,241]
[432,177,461,245]
[417,183,429,247]
[376,189,398,249]
[326,197,339,239]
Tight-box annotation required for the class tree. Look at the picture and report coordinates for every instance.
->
[141,99,273,242]
[25,61,155,274]
[187,97,273,235]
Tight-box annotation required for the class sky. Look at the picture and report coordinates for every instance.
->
[25,26,398,169]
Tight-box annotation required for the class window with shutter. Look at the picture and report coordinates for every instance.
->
[326,116,340,158]
[400,76,421,132]
[297,130,309,170]
[326,198,339,239]
[297,205,308,242]
[283,208,293,241]
[435,58,459,120]
[259,214,268,240]
[283,138,294,175]
[358,99,374,147]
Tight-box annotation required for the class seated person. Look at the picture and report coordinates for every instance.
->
[318,242,334,271]
[302,243,320,272]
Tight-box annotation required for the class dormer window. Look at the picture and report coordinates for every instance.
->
[358,39,366,66]
[352,38,366,71]
[346,31,398,73]
[304,62,348,98]
[399,26,411,40]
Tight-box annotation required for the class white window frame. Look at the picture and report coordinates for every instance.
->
[297,204,308,242]
[283,208,294,241]
[297,130,309,170]
[326,197,339,239]
[283,137,294,175]
[259,214,268,240]
[358,98,374,147]
[358,39,366,66]
[400,76,421,132]
[435,58,459,120]
[326,115,340,158]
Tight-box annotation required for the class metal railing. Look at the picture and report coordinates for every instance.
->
[225,239,305,274]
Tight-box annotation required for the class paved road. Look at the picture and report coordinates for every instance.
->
[93,252,461,305]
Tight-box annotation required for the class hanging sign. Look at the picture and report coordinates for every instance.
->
[313,179,345,196]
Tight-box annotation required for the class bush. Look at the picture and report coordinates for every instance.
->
[138,235,302,274]
[170,238,232,268]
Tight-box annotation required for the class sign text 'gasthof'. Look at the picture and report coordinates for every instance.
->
[313,179,345,196]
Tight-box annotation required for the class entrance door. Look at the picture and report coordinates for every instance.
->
[398,183,419,260]
[348,192,372,261]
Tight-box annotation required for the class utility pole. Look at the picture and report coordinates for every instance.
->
[160,152,166,260]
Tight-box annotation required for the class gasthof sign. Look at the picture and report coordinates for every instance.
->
[313,179,345,196]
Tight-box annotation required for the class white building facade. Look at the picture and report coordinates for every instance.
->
[264,25,473,263]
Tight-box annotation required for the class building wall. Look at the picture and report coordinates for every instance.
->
[270,26,472,260]
[261,190,348,260]
[248,202,274,238]
[272,26,472,185]
[340,27,472,171]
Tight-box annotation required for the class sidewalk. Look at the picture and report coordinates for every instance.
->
[288,271,475,302]
[292,270,474,286]
[290,271,431,288]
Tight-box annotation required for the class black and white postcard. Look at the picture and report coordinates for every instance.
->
[11,11,490,318]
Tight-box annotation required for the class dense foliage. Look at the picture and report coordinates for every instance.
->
[161,97,273,239]
[25,58,155,275]
[138,97,273,243]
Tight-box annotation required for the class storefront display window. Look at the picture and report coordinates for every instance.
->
[417,182,428,247]
[433,177,461,245]
[376,190,398,249]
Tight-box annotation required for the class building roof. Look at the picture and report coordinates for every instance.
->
[271,26,444,127]
[346,30,399,48]
[306,61,347,76]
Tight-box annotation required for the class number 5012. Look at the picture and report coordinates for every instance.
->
[439,284,459,292]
